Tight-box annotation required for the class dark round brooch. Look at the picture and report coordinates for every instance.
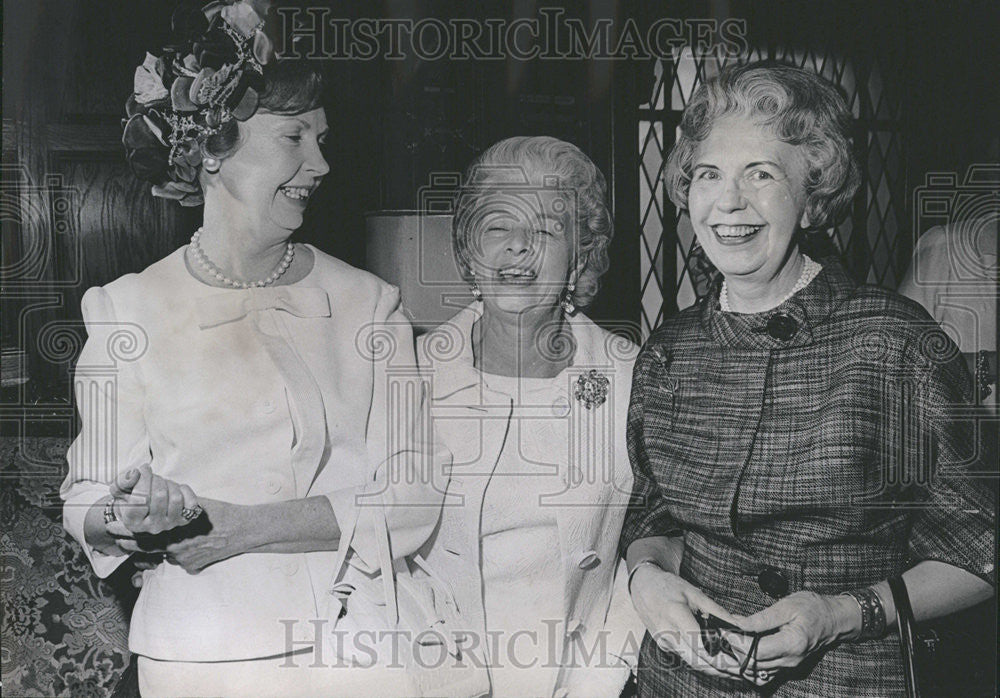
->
[573,369,610,409]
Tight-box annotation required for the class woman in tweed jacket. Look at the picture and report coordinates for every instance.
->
[621,62,995,697]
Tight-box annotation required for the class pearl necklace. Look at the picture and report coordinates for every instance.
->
[189,228,294,289]
[719,255,822,312]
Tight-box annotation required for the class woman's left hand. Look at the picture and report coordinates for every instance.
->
[728,591,859,681]
[118,498,256,574]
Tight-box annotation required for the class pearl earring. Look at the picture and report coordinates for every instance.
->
[202,157,220,174]
[560,282,576,315]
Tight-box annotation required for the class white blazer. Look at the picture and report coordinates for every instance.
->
[417,304,644,698]
[62,246,448,665]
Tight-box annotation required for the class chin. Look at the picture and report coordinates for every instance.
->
[485,291,556,315]
[706,248,770,278]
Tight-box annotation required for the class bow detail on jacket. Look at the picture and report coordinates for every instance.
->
[196,287,332,329]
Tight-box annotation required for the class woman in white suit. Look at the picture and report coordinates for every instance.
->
[60,4,466,696]
[418,136,644,697]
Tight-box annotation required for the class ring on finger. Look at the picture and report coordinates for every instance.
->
[104,498,122,524]
[181,505,204,521]
[756,669,774,682]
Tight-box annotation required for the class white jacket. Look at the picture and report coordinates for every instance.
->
[417,304,644,698]
[62,245,449,668]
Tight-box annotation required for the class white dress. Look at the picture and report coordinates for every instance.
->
[480,372,567,697]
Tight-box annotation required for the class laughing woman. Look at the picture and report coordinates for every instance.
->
[418,136,644,697]
[621,62,995,697]
[61,4,454,696]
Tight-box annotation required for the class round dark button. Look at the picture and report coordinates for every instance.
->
[758,567,789,598]
[766,313,798,341]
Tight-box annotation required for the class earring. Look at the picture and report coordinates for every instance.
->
[470,280,482,301]
[202,157,220,174]
[560,283,576,315]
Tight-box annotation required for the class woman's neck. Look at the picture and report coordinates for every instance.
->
[474,303,574,378]
[724,248,804,314]
[197,207,291,282]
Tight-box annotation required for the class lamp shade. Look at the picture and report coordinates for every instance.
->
[365,211,474,334]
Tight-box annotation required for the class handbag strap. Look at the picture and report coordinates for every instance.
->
[888,576,921,698]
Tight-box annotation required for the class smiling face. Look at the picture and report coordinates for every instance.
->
[687,115,810,283]
[464,175,578,316]
[209,108,330,237]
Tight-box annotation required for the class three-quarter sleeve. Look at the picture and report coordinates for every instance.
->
[618,344,683,558]
[324,283,449,573]
[61,286,152,578]
[906,333,996,585]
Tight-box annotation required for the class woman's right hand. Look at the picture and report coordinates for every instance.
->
[629,565,746,681]
[105,464,199,538]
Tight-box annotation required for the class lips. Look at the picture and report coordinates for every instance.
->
[713,224,763,238]
[279,186,313,201]
[710,224,765,246]
[497,267,537,283]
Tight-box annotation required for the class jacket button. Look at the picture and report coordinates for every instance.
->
[264,478,282,494]
[758,567,789,598]
[766,313,797,341]
[551,397,571,417]
[262,399,276,414]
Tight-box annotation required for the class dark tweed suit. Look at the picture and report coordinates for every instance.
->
[620,259,995,697]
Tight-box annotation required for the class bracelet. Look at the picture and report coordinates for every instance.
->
[627,558,665,594]
[840,586,887,641]
[103,498,118,525]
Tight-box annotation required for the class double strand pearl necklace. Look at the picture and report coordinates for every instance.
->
[189,228,294,289]
[719,254,822,312]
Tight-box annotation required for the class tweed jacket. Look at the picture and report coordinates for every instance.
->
[417,303,645,698]
[620,259,995,697]
[62,246,451,670]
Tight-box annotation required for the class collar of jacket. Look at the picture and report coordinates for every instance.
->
[195,286,332,329]
[699,257,858,349]
[425,302,625,401]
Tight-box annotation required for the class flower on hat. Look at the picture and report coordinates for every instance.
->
[219,1,264,38]
[134,52,168,105]
[124,0,277,203]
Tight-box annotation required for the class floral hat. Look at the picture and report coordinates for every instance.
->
[123,0,275,206]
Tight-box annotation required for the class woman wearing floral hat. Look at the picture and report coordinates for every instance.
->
[60,3,474,696]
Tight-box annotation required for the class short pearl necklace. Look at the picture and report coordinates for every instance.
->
[719,255,822,312]
[189,228,294,289]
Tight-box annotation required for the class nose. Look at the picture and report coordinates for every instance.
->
[714,175,747,212]
[305,139,330,178]
[505,227,531,256]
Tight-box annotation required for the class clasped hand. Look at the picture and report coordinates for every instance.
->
[106,465,250,574]
[630,567,857,687]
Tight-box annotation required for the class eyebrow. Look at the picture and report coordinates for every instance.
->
[745,160,784,170]
[692,160,786,171]
[275,116,325,131]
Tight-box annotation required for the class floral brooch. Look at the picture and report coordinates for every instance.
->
[573,370,610,409]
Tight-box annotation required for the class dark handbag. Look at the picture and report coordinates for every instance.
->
[889,576,921,698]
[889,577,998,697]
